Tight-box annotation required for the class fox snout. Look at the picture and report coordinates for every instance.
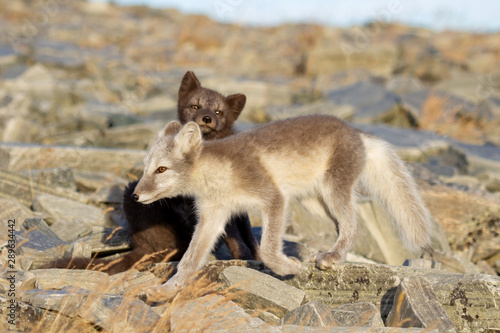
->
[202,115,212,124]
[131,193,139,201]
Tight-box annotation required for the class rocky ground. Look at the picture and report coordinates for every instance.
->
[0,0,499,332]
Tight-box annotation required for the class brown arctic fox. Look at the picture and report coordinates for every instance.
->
[49,71,259,274]
[134,115,434,301]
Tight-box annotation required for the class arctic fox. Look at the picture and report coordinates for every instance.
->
[47,71,259,274]
[134,115,433,301]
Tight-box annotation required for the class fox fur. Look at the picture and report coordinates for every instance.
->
[135,115,434,301]
[46,71,259,274]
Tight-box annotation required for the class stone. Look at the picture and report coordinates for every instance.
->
[221,265,306,317]
[170,294,278,333]
[2,116,39,143]
[32,193,105,227]
[330,302,384,328]
[31,269,110,291]
[108,270,160,297]
[403,258,443,270]
[281,326,438,332]
[267,101,354,122]
[3,63,58,96]
[14,229,67,254]
[0,269,36,292]
[49,218,90,242]
[287,263,500,332]
[22,217,60,239]
[88,184,127,204]
[79,295,161,333]
[0,44,18,66]
[386,276,458,332]
[20,168,76,190]
[287,196,449,265]
[327,81,406,126]
[22,241,93,270]
[77,226,131,255]
[282,300,334,327]
[73,171,128,193]
[0,198,33,233]
[0,169,85,207]
[0,296,96,333]
[100,122,164,150]
[422,250,485,275]
[20,289,89,316]
[478,170,500,192]
[0,143,146,179]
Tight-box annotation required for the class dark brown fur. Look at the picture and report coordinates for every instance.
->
[47,72,259,274]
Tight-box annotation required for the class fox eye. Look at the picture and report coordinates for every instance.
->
[156,166,167,173]
[215,110,223,116]
[191,105,199,110]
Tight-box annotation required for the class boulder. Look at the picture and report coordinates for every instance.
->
[170,294,278,333]
[221,265,306,317]
[330,302,384,328]
[282,301,334,327]
[327,81,407,126]
[0,198,33,232]
[79,295,160,333]
[30,269,110,291]
[32,193,105,227]
[0,143,146,179]
[386,276,457,332]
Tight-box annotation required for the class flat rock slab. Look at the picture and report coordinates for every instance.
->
[0,198,33,232]
[281,326,438,333]
[0,169,85,207]
[79,295,160,333]
[171,294,278,333]
[31,269,110,291]
[386,276,457,332]
[222,265,306,317]
[78,226,131,255]
[327,81,402,125]
[184,261,499,332]
[32,193,104,227]
[0,296,95,333]
[282,300,334,327]
[0,143,146,178]
[289,263,500,332]
[21,289,89,316]
[331,302,384,327]
[108,270,160,297]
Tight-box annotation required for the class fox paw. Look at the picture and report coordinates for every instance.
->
[310,251,345,270]
[146,276,183,302]
[266,256,302,276]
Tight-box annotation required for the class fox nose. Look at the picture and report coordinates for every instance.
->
[131,193,139,202]
[202,116,212,124]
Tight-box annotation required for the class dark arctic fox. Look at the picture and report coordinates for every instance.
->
[49,71,259,274]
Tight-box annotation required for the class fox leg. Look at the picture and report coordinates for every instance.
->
[146,205,230,301]
[310,186,358,270]
[223,215,257,260]
[260,195,302,276]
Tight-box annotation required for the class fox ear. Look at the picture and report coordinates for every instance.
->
[159,121,182,137]
[179,71,201,99]
[226,93,246,117]
[175,122,202,154]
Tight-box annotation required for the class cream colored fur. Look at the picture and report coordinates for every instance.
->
[133,115,433,301]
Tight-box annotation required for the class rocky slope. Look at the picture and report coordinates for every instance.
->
[0,1,499,332]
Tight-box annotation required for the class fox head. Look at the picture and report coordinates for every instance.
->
[132,121,202,204]
[177,71,246,140]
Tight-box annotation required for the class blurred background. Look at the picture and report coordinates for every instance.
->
[1,0,499,277]
[1,0,499,148]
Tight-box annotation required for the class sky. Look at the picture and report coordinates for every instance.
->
[99,0,500,32]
